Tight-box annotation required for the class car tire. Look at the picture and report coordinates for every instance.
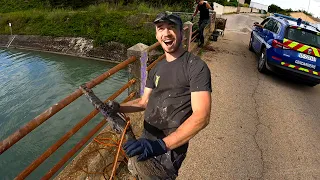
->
[249,34,254,52]
[258,48,268,73]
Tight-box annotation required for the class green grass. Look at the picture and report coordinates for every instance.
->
[0,3,190,47]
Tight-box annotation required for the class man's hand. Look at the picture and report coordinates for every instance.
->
[123,138,167,161]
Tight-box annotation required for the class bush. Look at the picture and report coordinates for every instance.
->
[0,2,196,47]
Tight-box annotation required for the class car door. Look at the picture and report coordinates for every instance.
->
[252,18,270,52]
[262,19,278,43]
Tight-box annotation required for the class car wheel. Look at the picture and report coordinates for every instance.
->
[258,48,268,73]
[249,34,254,52]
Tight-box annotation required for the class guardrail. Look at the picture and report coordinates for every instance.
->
[0,16,215,179]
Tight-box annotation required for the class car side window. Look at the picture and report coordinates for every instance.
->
[273,22,281,34]
[261,18,269,26]
[264,19,277,32]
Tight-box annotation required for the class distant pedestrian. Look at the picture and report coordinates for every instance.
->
[191,0,213,47]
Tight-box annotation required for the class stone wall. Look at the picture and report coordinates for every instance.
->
[0,35,127,63]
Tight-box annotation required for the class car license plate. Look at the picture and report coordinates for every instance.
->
[298,53,317,62]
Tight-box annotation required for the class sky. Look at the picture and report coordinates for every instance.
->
[252,0,320,18]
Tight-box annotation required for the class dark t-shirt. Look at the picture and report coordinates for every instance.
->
[198,2,210,20]
[144,51,212,139]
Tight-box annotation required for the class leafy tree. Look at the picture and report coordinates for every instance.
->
[268,4,283,13]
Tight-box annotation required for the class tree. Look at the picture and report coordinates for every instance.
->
[268,4,283,13]
[245,0,251,4]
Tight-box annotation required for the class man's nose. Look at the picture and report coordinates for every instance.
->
[162,28,171,36]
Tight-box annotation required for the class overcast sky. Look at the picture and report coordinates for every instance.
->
[252,0,320,18]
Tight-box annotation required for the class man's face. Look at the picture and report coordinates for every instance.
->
[155,22,183,53]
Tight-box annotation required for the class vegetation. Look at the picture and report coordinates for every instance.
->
[268,4,313,17]
[0,1,194,47]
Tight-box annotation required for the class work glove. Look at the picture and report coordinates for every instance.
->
[105,100,120,114]
[123,138,167,161]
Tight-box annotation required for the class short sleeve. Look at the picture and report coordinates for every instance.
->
[189,59,212,92]
[146,66,156,89]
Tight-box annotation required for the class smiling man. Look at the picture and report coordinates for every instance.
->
[120,11,212,178]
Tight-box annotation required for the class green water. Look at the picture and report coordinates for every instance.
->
[0,48,129,179]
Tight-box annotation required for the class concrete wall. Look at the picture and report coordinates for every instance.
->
[252,8,259,13]
[0,35,127,63]
[213,2,224,15]
[212,3,261,15]
[223,6,238,14]
[238,0,245,4]
[240,7,252,13]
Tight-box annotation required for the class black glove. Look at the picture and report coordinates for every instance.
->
[105,100,120,114]
[123,138,167,161]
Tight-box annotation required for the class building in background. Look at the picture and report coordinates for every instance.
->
[249,1,268,12]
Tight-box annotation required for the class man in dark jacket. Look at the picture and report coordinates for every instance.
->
[191,0,213,46]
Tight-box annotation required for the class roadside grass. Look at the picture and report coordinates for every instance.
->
[0,3,190,47]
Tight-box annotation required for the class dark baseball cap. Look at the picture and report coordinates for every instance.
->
[153,11,183,29]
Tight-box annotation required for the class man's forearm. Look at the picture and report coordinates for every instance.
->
[119,98,146,113]
[163,112,210,150]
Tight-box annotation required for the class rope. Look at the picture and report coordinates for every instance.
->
[88,114,132,180]
[109,119,130,180]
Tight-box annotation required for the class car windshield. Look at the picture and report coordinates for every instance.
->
[285,28,320,48]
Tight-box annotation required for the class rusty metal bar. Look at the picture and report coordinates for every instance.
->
[192,30,197,35]
[147,54,165,71]
[41,91,136,179]
[41,119,107,180]
[146,42,160,52]
[0,56,136,155]
[191,33,199,42]
[122,92,136,103]
[15,79,136,180]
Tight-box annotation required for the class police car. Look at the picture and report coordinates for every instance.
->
[249,13,320,87]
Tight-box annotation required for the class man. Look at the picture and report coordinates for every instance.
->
[119,11,212,178]
[191,0,213,47]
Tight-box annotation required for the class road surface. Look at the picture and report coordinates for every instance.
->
[178,14,320,180]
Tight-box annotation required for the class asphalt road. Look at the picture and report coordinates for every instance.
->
[178,14,320,180]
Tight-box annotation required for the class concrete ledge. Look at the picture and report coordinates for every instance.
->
[0,35,128,63]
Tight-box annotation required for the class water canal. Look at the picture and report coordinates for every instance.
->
[0,48,129,179]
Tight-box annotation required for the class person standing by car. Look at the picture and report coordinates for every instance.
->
[191,0,213,47]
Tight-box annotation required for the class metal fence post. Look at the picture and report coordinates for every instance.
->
[127,43,149,98]
[184,21,193,52]
[9,23,12,35]
[210,12,216,33]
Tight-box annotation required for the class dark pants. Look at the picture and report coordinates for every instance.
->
[143,121,188,177]
[141,130,187,177]
[198,19,209,45]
